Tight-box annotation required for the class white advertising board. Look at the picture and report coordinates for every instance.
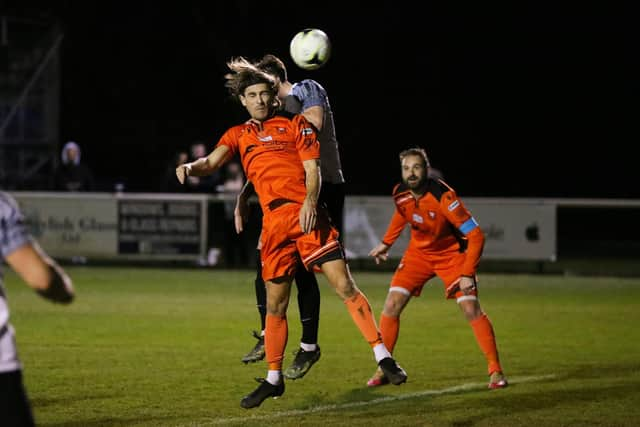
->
[13,192,118,258]
[10,192,558,262]
[11,192,208,261]
[344,196,556,261]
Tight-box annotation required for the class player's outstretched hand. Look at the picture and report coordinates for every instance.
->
[369,243,390,264]
[175,164,191,185]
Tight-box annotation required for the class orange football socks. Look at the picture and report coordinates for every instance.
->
[379,313,400,354]
[344,291,383,347]
[470,313,502,374]
[265,313,288,371]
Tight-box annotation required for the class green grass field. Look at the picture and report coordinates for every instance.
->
[4,267,640,426]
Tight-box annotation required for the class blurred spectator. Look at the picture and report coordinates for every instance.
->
[53,141,96,192]
[219,161,249,267]
[185,141,221,193]
[218,160,245,194]
[161,150,189,192]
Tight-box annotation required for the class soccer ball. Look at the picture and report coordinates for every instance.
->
[289,28,331,70]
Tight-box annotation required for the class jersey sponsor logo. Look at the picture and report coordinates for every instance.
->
[447,200,460,211]
[259,140,289,152]
[258,135,273,142]
[412,213,424,224]
[428,211,436,219]
[301,127,314,136]
[277,127,286,133]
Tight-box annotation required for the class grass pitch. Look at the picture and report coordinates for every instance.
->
[4,266,640,426]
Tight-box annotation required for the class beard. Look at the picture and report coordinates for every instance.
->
[403,174,427,190]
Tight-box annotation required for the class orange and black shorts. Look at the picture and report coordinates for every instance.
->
[389,246,478,301]
[260,202,343,281]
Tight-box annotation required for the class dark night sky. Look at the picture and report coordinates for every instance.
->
[10,2,639,197]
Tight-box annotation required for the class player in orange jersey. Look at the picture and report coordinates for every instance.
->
[235,54,348,379]
[366,147,508,390]
[175,57,406,409]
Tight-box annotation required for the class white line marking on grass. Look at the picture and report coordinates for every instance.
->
[202,374,556,426]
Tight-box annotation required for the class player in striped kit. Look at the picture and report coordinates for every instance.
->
[0,192,75,426]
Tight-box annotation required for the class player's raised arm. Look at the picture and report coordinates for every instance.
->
[302,105,324,131]
[176,145,231,184]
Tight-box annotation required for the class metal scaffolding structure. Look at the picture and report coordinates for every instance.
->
[0,15,61,190]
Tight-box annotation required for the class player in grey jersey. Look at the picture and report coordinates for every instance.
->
[0,191,75,426]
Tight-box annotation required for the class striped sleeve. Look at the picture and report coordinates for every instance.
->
[0,192,33,258]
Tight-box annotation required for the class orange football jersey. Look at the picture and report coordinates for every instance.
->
[382,179,484,277]
[216,113,319,213]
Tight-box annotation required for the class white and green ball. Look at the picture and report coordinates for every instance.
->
[289,28,331,70]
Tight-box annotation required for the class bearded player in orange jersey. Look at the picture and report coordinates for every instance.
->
[176,57,406,409]
[366,147,508,389]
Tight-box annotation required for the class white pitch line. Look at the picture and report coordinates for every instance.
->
[198,374,556,426]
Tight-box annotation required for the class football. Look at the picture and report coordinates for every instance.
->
[289,28,331,70]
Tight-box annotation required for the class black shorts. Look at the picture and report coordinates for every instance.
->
[0,370,35,427]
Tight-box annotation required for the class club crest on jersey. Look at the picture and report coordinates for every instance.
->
[447,200,460,211]
[258,135,273,142]
[412,213,424,224]
[428,211,436,219]
[277,127,286,133]
[301,127,313,136]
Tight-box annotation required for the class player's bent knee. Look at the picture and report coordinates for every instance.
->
[331,277,357,299]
